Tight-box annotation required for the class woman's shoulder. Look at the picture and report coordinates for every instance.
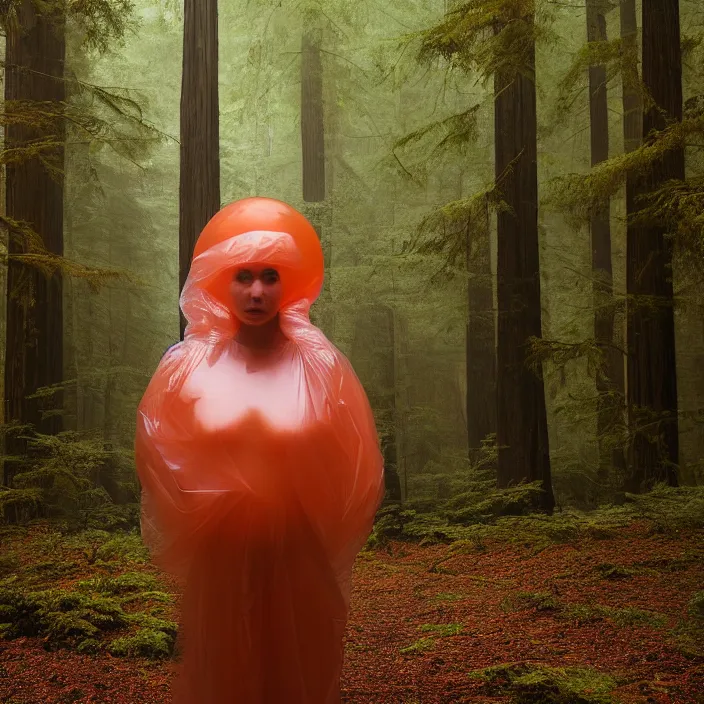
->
[163,342,178,356]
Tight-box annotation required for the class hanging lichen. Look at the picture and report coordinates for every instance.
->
[410,0,554,84]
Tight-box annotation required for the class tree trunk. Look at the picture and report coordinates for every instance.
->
[300,23,335,339]
[620,0,643,155]
[3,0,66,512]
[587,0,626,491]
[179,0,220,339]
[494,14,554,512]
[466,201,496,459]
[301,27,326,203]
[625,0,682,490]
[350,306,402,503]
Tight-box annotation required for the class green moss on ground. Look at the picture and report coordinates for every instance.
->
[501,590,667,628]
[469,662,618,704]
[672,590,704,658]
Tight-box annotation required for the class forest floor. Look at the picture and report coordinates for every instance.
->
[0,520,702,704]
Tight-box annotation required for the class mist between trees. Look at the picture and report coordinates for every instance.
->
[1,0,703,529]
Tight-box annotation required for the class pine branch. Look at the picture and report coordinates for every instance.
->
[546,115,704,223]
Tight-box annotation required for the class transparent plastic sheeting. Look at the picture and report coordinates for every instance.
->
[135,199,385,704]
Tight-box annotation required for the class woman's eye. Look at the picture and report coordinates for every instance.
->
[263,270,279,284]
[235,271,252,284]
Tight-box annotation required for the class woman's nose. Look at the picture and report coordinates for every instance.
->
[250,279,264,298]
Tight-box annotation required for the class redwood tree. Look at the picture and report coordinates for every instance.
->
[4,0,66,503]
[305,20,401,500]
[350,306,402,503]
[625,0,682,489]
[494,12,554,511]
[301,26,326,205]
[179,0,220,338]
[466,204,496,460]
[586,0,625,484]
[300,21,333,327]
[414,2,554,509]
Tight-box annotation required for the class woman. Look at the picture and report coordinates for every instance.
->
[135,197,385,704]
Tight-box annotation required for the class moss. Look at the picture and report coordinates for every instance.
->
[561,603,667,629]
[43,612,100,643]
[414,0,555,84]
[108,628,175,659]
[119,590,174,606]
[77,571,159,595]
[419,623,463,637]
[547,116,704,225]
[469,662,617,703]
[95,534,150,564]
[76,637,102,655]
[594,563,638,580]
[0,553,19,578]
[672,591,704,658]
[24,559,78,583]
[399,636,435,655]
[501,589,667,629]
[502,591,560,613]
[368,486,703,552]
[126,613,178,638]
[688,591,704,620]
[624,484,704,532]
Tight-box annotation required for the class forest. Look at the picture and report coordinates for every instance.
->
[0,0,703,702]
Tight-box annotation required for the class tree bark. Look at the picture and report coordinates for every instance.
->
[300,23,334,336]
[494,13,554,512]
[179,0,220,339]
[620,0,643,155]
[351,306,402,503]
[301,27,326,203]
[466,201,496,459]
[625,0,682,490]
[587,0,626,490]
[4,0,66,507]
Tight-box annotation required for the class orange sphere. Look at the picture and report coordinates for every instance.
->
[193,198,324,306]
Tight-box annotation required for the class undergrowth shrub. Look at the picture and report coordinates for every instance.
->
[1,428,139,531]
[368,485,704,548]
[0,586,128,646]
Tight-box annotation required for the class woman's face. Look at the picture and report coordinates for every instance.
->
[230,266,282,326]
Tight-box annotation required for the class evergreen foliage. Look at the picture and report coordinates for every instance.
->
[0,425,139,529]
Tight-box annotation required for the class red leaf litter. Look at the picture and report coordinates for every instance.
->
[1,522,702,704]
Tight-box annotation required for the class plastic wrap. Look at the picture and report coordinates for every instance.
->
[135,198,385,704]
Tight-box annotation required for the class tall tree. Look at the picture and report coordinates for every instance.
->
[414,1,554,510]
[306,17,401,500]
[301,25,326,205]
[300,18,337,344]
[625,0,682,489]
[179,0,220,338]
[300,21,329,300]
[493,9,554,511]
[620,0,642,156]
[586,0,626,486]
[3,0,66,510]
[466,201,496,460]
[351,306,403,503]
